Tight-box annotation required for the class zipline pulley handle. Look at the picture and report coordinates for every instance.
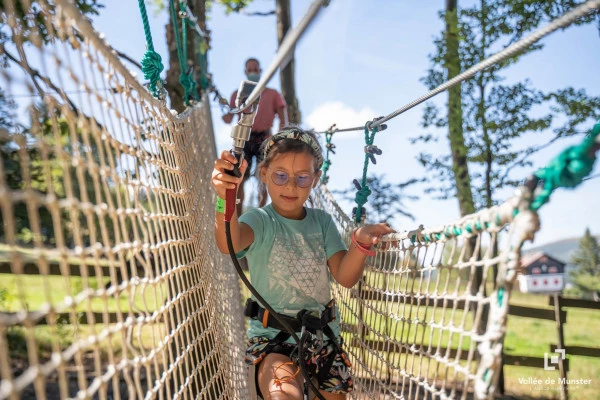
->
[224,80,261,222]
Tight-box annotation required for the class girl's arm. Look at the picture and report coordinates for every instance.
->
[212,151,254,254]
[328,223,394,288]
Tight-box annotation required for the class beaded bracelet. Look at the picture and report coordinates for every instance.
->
[351,230,376,257]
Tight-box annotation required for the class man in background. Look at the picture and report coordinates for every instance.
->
[222,58,287,216]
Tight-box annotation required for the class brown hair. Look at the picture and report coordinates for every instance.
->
[257,128,323,201]
[245,58,260,68]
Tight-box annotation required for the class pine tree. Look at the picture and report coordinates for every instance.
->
[570,228,600,301]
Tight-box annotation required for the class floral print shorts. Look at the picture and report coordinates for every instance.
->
[245,336,354,394]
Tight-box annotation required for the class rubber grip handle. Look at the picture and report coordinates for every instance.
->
[224,151,243,222]
[225,187,237,222]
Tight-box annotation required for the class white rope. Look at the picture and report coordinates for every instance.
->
[319,0,600,134]
[369,0,600,129]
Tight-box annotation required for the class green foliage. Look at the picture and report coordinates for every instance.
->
[147,0,166,15]
[569,228,600,300]
[148,0,252,16]
[0,102,134,247]
[333,174,421,223]
[208,0,253,14]
[416,0,600,209]
[0,285,11,310]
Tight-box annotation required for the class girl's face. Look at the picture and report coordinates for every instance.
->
[260,151,322,220]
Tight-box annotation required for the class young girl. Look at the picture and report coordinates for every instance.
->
[212,128,394,399]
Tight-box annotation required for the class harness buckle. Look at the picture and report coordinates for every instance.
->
[247,352,266,365]
[324,299,336,322]
[340,352,352,368]
[313,330,324,353]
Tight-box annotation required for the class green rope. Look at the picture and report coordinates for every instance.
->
[353,122,381,223]
[497,287,505,306]
[169,0,199,105]
[531,121,600,211]
[138,0,164,98]
[321,130,334,184]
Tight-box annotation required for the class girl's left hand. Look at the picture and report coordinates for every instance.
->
[355,223,396,247]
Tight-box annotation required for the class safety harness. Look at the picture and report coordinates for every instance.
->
[244,298,351,392]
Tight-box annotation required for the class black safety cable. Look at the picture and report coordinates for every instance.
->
[224,221,326,400]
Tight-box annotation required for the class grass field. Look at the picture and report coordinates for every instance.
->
[241,268,600,399]
[2,267,599,399]
[502,291,600,400]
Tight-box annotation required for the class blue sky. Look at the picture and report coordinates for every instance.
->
[92,1,600,247]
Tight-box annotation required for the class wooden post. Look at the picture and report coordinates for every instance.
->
[498,357,505,394]
[553,294,568,400]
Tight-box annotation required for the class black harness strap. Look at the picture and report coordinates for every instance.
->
[244,298,350,383]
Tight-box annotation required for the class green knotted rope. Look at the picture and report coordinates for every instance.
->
[138,0,164,98]
[321,130,334,184]
[353,122,380,223]
[169,0,199,105]
[531,121,600,211]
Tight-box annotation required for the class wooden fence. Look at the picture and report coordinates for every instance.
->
[499,294,600,399]
[4,257,600,399]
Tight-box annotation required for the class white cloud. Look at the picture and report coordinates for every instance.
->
[305,102,379,140]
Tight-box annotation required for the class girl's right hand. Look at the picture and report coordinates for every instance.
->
[212,150,248,199]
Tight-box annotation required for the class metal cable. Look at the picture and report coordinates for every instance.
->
[368,0,600,130]
[229,0,329,113]
[319,0,600,134]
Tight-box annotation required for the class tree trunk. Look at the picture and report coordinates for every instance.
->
[166,0,206,113]
[276,0,301,125]
[446,0,484,334]
[445,0,475,217]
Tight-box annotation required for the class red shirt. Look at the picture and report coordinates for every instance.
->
[229,88,286,132]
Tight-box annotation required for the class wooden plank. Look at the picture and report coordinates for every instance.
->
[0,311,147,326]
[350,337,472,361]
[352,289,468,309]
[0,244,144,278]
[552,345,600,358]
[1,262,103,277]
[549,296,600,310]
[503,354,570,372]
[552,294,568,399]
[0,261,143,279]
[508,304,566,323]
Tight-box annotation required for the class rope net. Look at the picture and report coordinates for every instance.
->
[313,186,540,399]
[0,0,247,398]
[0,1,542,400]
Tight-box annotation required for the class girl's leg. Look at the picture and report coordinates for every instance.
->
[258,353,304,400]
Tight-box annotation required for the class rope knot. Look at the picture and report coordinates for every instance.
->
[179,72,198,103]
[141,50,164,97]
[354,185,372,207]
[531,120,599,210]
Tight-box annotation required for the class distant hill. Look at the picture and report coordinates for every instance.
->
[523,236,600,284]
[523,237,581,265]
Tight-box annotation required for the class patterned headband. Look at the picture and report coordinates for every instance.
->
[263,129,324,168]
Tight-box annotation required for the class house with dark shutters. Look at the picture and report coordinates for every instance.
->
[517,252,566,293]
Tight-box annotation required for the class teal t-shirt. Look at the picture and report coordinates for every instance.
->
[238,204,347,341]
